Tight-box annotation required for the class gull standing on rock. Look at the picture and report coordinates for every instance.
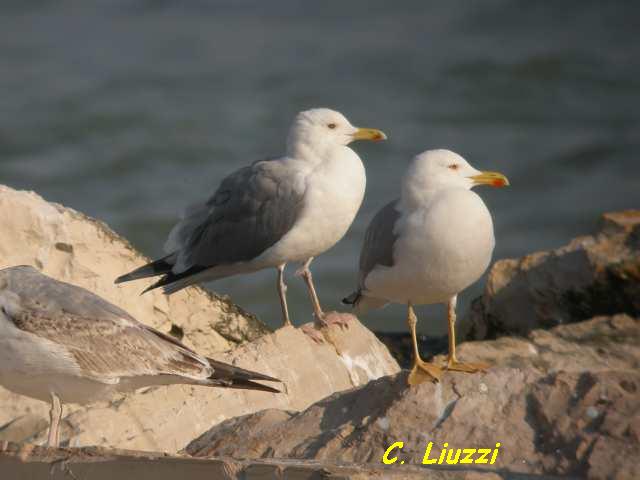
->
[0,266,280,447]
[116,108,386,338]
[343,149,509,385]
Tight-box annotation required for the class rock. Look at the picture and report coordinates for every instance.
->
[0,184,269,352]
[0,441,502,480]
[186,314,639,479]
[461,210,640,341]
[449,314,639,374]
[4,320,399,452]
[0,184,269,440]
[0,185,400,451]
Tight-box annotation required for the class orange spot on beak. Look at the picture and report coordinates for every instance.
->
[351,128,387,142]
[471,171,510,188]
[492,178,506,187]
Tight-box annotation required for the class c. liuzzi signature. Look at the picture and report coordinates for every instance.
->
[381,441,501,466]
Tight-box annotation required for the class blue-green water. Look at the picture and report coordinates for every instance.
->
[1,1,638,334]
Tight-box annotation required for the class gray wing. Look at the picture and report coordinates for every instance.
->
[1,265,135,322]
[165,157,306,273]
[0,266,210,381]
[358,199,402,288]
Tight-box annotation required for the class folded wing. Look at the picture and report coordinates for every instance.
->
[116,158,307,293]
[2,266,280,392]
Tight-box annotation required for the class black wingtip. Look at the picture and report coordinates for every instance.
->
[140,281,161,296]
[114,273,135,285]
[207,358,282,386]
[224,379,281,394]
[115,255,176,286]
[246,370,281,384]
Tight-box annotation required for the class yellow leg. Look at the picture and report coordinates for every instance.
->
[407,304,443,385]
[445,297,490,373]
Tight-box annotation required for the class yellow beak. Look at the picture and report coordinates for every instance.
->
[351,127,387,142]
[471,171,510,188]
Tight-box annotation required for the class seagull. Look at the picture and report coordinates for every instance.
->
[342,149,509,385]
[0,265,281,447]
[115,108,386,338]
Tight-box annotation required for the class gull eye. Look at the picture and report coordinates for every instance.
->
[327,123,337,129]
[448,164,459,171]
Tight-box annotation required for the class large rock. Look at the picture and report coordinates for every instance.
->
[461,210,640,340]
[0,185,400,452]
[0,184,269,352]
[186,314,639,479]
[0,184,269,440]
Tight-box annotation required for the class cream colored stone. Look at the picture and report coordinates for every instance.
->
[0,185,269,352]
[0,185,266,437]
[0,184,399,452]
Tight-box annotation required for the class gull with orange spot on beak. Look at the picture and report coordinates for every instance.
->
[343,149,509,385]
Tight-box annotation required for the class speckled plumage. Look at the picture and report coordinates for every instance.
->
[0,266,279,407]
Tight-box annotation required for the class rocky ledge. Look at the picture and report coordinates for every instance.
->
[0,441,471,480]
[186,313,639,479]
[0,185,637,480]
[0,185,270,350]
[184,210,640,480]
[0,185,399,452]
[462,210,640,340]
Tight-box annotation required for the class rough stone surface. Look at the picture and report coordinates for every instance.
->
[186,314,639,479]
[461,210,640,341]
[0,185,400,452]
[0,184,269,442]
[0,184,269,351]
[2,187,636,478]
[0,441,505,480]
[0,320,399,452]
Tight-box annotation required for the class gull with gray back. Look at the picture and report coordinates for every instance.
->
[116,108,386,340]
[343,149,509,385]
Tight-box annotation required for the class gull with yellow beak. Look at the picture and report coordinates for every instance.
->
[343,149,509,385]
[116,108,386,339]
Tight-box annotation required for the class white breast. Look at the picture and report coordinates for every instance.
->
[0,312,115,404]
[262,147,366,264]
[364,188,495,305]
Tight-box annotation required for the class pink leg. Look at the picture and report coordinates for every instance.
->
[296,258,325,321]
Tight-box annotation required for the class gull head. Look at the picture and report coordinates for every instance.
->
[286,108,386,156]
[407,149,509,192]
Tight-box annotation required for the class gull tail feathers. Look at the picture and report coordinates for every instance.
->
[342,290,361,306]
[342,290,388,315]
[115,253,176,284]
[138,266,208,295]
[207,358,282,394]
